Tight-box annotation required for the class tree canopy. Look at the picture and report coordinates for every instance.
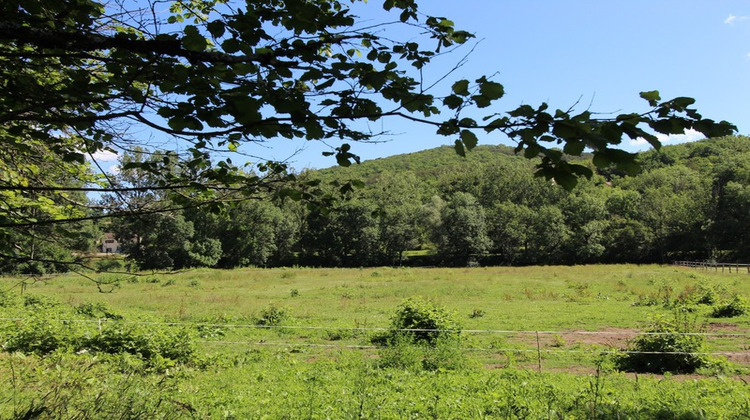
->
[0,0,737,271]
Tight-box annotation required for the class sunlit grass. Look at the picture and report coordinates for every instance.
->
[8,265,749,330]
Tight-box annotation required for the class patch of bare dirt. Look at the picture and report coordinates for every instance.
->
[707,322,744,332]
[520,328,638,349]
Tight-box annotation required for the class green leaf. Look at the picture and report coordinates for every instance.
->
[206,20,225,38]
[443,95,463,109]
[553,122,578,140]
[479,81,504,100]
[640,90,661,107]
[472,95,491,108]
[484,117,509,132]
[182,25,208,51]
[592,153,611,168]
[616,159,641,176]
[460,130,478,150]
[563,140,585,156]
[437,120,459,136]
[554,172,578,191]
[667,96,696,111]
[454,139,466,157]
[569,164,594,179]
[222,38,240,53]
[452,80,470,96]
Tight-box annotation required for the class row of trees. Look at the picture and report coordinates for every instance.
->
[102,136,749,270]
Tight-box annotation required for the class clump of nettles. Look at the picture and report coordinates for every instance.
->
[615,314,707,374]
[0,293,197,370]
[256,303,289,326]
[711,295,748,318]
[374,297,467,371]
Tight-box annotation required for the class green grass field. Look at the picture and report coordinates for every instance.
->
[2,265,749,417]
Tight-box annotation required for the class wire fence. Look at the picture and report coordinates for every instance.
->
[2,317,749,361]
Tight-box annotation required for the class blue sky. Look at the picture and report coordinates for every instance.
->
[94,1,750,172]
[262,0,750,170]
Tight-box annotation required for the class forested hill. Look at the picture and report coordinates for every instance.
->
[314,144,532,181]
[314,136,748,184]
[108,135,747,270]
[299,135,750,266]
[6,137,748,274]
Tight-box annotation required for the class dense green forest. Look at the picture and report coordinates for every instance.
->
[5,136,749,273]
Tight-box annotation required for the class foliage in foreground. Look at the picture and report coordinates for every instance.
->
[0,266,749,417]
[2,350,749,419]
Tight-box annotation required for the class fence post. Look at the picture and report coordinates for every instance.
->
[536,331,542,372]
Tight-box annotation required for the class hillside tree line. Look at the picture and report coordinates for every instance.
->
[95,136,750,270]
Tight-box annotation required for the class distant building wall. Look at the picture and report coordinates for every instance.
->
[101,233,120,253]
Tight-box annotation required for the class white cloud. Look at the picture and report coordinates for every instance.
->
[724,14,749,24]
[630,128,705,147]
[88,149,119,162]
[107,164,121,175]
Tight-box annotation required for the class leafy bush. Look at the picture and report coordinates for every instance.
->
[3,317,77,354]
[695,285,718,305]
[1,300,196,368]
[468,308,485,319]
[710,296,748,318]
[95,258,123,272]
[377,334,469,372]
[615,314,707,374]
[387,296,461,346]
[257,304,288,326]
[80,323,196,366]
[75,302,122,320]
[0,289,20,307]
[23,294,61,309]
[375,297,467,371]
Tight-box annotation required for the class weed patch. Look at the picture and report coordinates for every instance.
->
[614,314,708,374]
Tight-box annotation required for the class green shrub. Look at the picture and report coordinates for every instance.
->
[388,296,461,346]
[3,317,76,354]
[695,285,718,305]
[377,334,424,370]
[0,290,20,307]
[2,313,196,368]
[615,314,707,374]
[75,302,122,320]
[23,294,61,309]
[80,323,196,366]
[375,297,467,371]
[257,304,288,326]
[377,334,470,372]
[468,308,485,318]
[95,258,123,272]
[710,296,748,318]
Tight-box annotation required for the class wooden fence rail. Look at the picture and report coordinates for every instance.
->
[674,261,750,274]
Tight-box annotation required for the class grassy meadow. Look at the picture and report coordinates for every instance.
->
[2,264,750,417]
